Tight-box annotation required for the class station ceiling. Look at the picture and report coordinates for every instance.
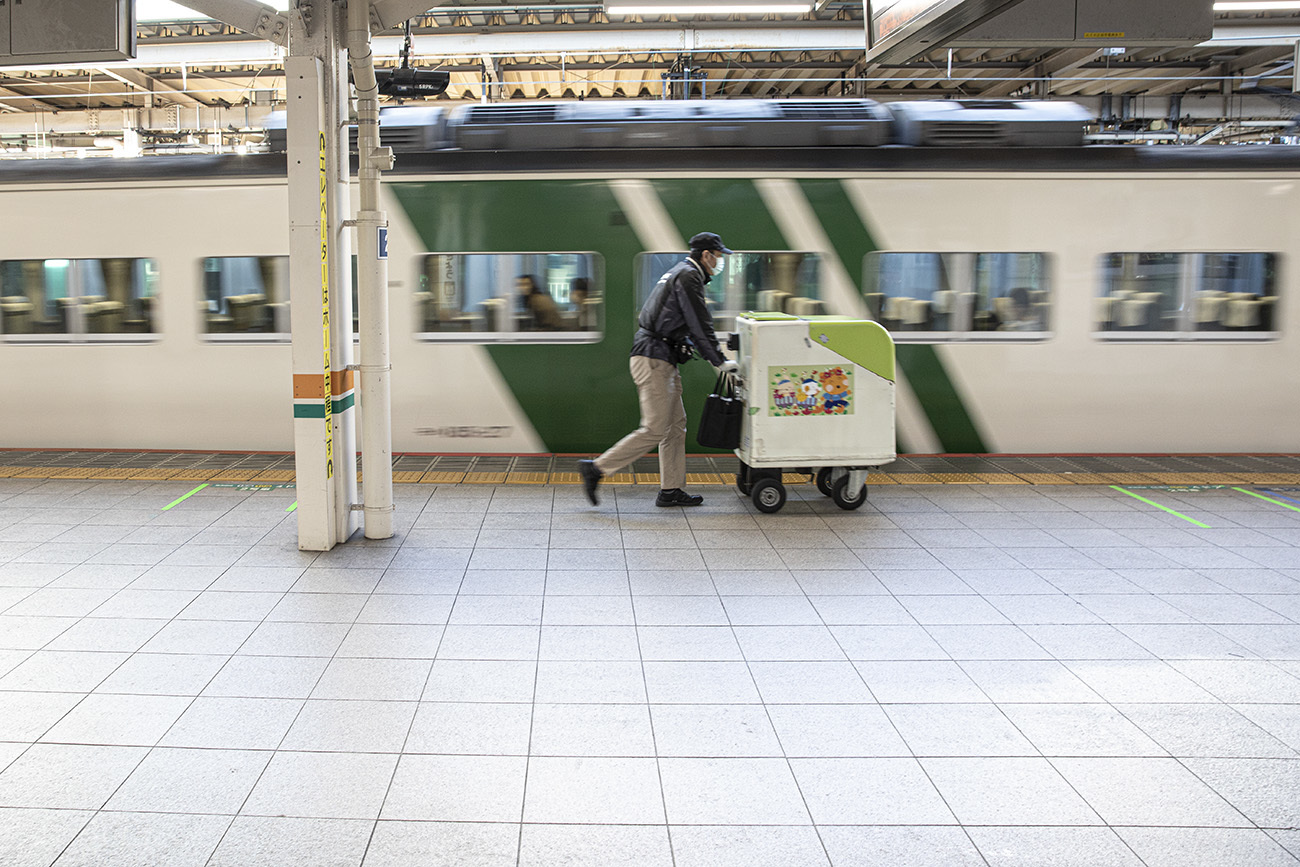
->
[1,3,1298,121]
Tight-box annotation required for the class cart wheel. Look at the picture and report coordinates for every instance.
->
[831,475,867,510]
[735,473,751,496]
[751,478,786,513]
[815,468,835,497]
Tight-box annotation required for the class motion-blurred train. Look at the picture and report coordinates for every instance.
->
[2,98,1296,456]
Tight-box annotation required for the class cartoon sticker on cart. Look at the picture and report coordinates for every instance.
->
[768,365,853,417]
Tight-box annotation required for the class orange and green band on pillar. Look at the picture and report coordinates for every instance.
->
[292,369,355,419]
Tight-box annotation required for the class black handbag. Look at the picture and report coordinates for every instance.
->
[696,370,742,449]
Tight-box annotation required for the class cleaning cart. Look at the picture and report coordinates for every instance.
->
[732,312,896,513]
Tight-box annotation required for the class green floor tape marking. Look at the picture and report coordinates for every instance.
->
[286,501,298,513]
[1233,487,1300,514]
[163,483,209,511]
[1110,486,1210,528]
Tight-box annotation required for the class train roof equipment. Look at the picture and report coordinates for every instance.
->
[265,105,448,154]
[886,99,1092,147]
[264,98,1095,155]
[444,99,894,150]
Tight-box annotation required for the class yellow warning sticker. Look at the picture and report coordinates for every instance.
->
[319,131,333,479]
[1084,32,1125,38]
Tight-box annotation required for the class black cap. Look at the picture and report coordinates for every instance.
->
[689,232,733,254]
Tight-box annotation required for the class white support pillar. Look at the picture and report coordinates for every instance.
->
[287,0,358,551]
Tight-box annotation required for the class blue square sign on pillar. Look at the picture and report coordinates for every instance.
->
[377,227,389,260]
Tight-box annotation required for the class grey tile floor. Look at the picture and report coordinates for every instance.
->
[0,477,1298,866]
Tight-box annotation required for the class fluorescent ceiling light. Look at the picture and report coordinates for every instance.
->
[608,3,812,14]
[1213,1,1300,10]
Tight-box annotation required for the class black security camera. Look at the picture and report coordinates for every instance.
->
[376,67,449,98]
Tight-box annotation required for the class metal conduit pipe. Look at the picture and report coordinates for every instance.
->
[347,0,395,540]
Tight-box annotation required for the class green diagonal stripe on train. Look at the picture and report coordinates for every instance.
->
[391,179,651,453]
[645,178,801,449]
[649,179,789,251]
[798,179,989,455]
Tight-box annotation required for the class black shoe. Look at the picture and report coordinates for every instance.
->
[578,459,602,505]
[656,488,703,507]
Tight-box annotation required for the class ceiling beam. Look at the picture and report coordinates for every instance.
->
[1138,47,1285,97]
[96,68,205,108]
[0,84,62,112]
[978,47,1100,97]
[174,0,290,47]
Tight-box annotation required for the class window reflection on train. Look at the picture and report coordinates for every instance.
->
[1096,252,1278,337]
[202,256,290,337]
[416,253,602,340]
[634,251,823,332]
[0,258,157,339]
[202,256,379,339]
[864,252,1050,338]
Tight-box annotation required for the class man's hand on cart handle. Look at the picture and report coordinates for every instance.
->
[718,359,739,375]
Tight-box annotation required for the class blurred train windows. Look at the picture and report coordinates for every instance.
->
[414,253,603,342]
[863,252,1050,340]
[201,257,290,339]
[0,258,158,341]
[1096,253,1278,339]
[634,251,823,332]
[1196,253,1278,334]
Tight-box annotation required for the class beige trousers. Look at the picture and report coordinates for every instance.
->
[594,356,687,490]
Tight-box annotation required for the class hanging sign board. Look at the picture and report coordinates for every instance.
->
[953,0,1213,47]
[865,0,1029,64]
[0,0,135,65]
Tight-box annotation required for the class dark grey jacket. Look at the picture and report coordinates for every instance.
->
[630,257,725,366]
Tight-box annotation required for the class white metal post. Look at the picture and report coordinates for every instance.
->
[347,0,395,539]
[328,1,360,546]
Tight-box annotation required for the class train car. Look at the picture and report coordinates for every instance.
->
[1,99,1297,456]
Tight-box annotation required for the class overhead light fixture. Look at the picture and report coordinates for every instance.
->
[607,2,812,15]
[1213,1,1300,10]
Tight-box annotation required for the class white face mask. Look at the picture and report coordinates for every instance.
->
[711,255,726,275]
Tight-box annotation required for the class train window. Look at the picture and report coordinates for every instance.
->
[201,257,290,340]
[414,253,603,343]
[1096,253,1278,339]
[634,251,823,333]
[0,258,158,342]
[863,252,1050,341]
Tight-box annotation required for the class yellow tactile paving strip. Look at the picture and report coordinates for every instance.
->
[419,471,465,484]
[462,472,508,485]
[3,456,1300,487]
[505,472,548,485]
[391,471,426,484]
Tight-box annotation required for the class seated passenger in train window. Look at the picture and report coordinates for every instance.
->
[516,274,563,331]
[996,287,1040,331]
[570,277,597,330]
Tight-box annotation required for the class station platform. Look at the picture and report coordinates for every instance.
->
[1,452,1298,866]
[3,449,1300,486]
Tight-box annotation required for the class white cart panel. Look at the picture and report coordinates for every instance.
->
[736,314,896,468]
